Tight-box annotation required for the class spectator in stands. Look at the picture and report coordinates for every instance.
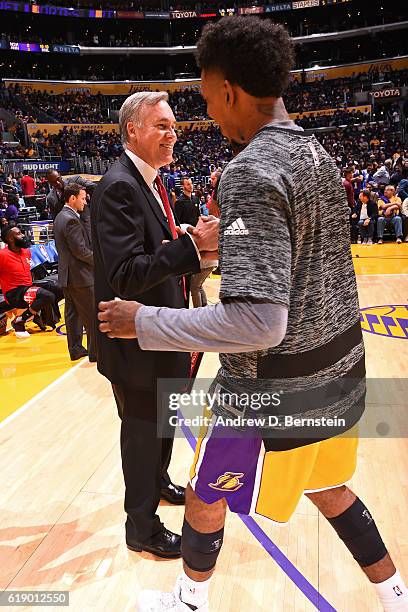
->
[372,159,392,186]
[377,185,403,244]
[390,162,403,188]
[343,168,358,243]
[343,168,355,209]
[175,177,200,226]
[4,193,19,225]
[0,226,58,337]
[352,189,377,245]
[0,188,6,211]
[3,176,18,194]
[397,163,408,202]
[185,177,218,308]
[199,196,209,217]
[0,216,8,234]
[20,172,36,197]
[401,195,408,243]
[207,170,221,218]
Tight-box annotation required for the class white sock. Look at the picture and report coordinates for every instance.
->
[375,571,408,611]
[178,571,211,609]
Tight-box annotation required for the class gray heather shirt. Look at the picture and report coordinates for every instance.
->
[136,120,365,433]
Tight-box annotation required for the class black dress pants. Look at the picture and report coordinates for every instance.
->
[63,285,96,360]
[112,383,174,543]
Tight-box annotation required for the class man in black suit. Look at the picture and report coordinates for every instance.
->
[53,183,96,361]
[175,177,200,226]
[47,171,96,349]
[91,91,219,559]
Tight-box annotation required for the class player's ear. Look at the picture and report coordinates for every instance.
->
[224,80,235,107]
[127,121,137,143]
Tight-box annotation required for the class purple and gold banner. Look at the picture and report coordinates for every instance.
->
[5,40,80,54]
[10,41,49,52]
[0,1,114,18]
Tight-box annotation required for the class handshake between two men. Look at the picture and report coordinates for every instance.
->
[98,214,220,339]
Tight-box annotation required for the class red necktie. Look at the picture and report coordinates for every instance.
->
[154,175,187,300]
[154,175,178,239]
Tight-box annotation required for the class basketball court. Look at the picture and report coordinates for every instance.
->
[1,244,407,611]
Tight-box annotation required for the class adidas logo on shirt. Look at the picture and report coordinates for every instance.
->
[224,217,249,236]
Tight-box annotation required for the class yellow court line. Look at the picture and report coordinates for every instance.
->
[0,305,87,423]
[0,357,85,430]
[352,243,408,275]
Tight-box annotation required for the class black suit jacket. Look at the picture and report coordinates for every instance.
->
[91,152,200,395]
[54,206,94,288]
[354,200,378,221]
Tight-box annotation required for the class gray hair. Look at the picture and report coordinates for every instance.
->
[119,91,169,145]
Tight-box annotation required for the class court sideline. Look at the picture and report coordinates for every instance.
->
[1,244,407,611]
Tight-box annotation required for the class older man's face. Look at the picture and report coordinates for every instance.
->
[129,100,177,170]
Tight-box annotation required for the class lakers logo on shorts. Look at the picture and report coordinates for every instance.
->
[360,305,408,339]
[209,472,244,492]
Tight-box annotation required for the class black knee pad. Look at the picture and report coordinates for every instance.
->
[182,519,224,572]
[327,497,388,567]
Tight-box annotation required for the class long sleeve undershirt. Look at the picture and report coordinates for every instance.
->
[136,301,288,353]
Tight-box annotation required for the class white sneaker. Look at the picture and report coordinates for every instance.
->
[137,576,209,612]
[367,239,373,245]
[15,331,30,339]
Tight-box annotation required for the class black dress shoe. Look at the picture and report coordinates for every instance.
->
[70,349,88,361]
[126,527,181,558]
[160,483,185,505]
[33,314,47,331]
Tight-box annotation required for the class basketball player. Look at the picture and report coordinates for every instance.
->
[98,18,408,612]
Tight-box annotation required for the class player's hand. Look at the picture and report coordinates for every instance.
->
[199,214,218,222]
[98,300,142,339]
[188,217,219,253]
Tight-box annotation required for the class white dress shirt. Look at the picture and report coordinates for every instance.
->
[125,148,201,260]
[125,149,174,222]
[360,203,368,220]
[63,204,80,218]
